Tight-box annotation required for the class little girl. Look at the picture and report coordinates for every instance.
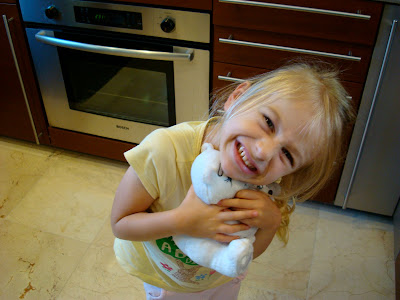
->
[111,62,353,299]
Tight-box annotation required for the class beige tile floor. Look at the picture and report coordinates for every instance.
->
[0,136,395,300]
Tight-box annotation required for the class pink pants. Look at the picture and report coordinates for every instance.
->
[143,273,245,300]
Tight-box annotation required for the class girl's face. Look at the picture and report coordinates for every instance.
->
[211,82,321,186]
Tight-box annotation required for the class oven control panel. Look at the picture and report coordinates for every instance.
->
[19,0,210,44]
[74,6,143,30]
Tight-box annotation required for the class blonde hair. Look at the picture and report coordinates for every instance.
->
[209,62,354,243]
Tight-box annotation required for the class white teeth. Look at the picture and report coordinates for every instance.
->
[238,145,256,170]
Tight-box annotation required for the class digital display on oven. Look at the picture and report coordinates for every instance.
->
[74,7,143,30]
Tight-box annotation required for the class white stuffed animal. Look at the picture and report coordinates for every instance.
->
[173,143,280,277]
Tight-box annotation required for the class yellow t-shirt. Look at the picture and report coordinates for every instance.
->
[114,120,232,293]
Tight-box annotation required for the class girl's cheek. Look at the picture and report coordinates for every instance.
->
[220,158,231,177]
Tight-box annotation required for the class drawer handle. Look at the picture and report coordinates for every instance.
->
[219,0,371,20]
[218,73,246,83]
[219,37,362,62]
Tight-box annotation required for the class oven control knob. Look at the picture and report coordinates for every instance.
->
[45,5,59,19]
[160,17,175,33]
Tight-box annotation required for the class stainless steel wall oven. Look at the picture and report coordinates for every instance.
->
[19,0,210,144]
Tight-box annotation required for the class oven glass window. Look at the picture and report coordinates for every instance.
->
[56,32,175,127]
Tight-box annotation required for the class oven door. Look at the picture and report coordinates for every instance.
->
[25,28,210,143]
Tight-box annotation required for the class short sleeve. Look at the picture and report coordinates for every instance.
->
[124,129,177,201]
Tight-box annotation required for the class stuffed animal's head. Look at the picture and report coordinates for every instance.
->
[191,143,280,205]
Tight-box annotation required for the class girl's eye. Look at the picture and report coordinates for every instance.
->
[282,147,294,166]
[265,116,274,131]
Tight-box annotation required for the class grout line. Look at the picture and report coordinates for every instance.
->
[305,204,321,300]
[53,236,92,299]
[56,218,113,299]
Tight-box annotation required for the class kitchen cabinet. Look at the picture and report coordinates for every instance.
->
[212,0,383,203]
[0,2,49,144]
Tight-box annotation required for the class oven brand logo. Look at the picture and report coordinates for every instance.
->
[116,125,129,130]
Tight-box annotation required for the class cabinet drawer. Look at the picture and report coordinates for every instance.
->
[213,62,363,111]
[214,26,372,84]
[213,0,382,46]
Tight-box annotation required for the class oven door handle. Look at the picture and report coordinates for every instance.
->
[35,30,194,62]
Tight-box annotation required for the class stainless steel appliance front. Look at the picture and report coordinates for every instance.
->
[335,4,400,216]
[20,0,210,143]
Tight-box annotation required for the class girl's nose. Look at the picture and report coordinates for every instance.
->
[254,138,280,162]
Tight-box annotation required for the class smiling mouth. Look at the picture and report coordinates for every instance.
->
[237,144,257,171]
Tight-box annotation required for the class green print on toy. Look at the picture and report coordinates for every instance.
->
[156,236,198,266]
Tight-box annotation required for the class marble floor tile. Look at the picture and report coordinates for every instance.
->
[0,136,53,154]
[307,206,395,300]
[58,220,146,300]
[0,137,56,218]
[239,286,303,300]
[6,150,127,243]
[0,219,89,300]
[241,202,320,299]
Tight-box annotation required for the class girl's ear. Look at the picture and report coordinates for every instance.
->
[224,81,251,111]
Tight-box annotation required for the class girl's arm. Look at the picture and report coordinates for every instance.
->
[217,189,282,258]
[252,227,279,259]
[111,166,256,243]
[111,166,179,241]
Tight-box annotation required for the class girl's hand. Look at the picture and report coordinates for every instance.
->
[175,186,257,243]
[217,189,282,230]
